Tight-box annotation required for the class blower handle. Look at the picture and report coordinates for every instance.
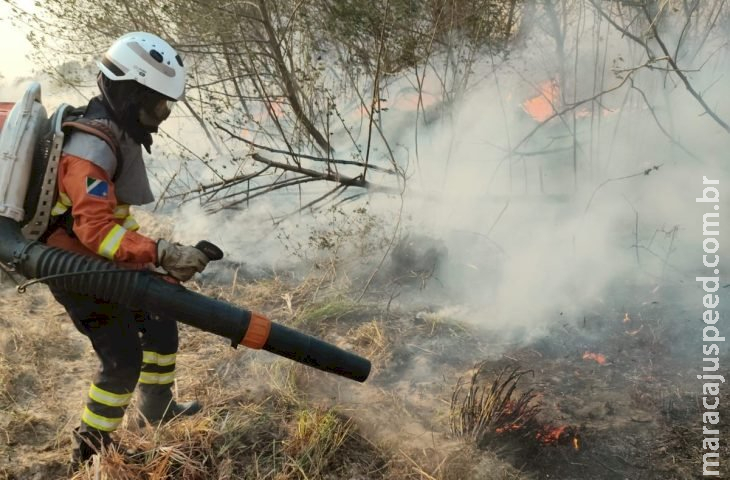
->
[195,240,224,261]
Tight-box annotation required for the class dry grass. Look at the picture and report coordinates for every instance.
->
[0,356,10,405]
[450,363,540,449]
[413,308,471,338]
[439,445,529,480]
[68,367,386,480]
[0,244,528,480]
[348,320,393,373]
[293,297,357,331]
[282,407,354,478]
[0,256,713,480]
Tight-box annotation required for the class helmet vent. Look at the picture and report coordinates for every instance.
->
[150,49,164,63]
[175,55,184,67]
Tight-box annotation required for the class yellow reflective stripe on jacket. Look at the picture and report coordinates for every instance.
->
[142,351,176,367]
[51,192,73,216]
[123,215,140,231]
[51,203,68,216]
[138,371,175,385]
[88,384,133,408]
[81,407,123,432]
[114,205,139,231]
[97,224,127,259]
[113,205,130,219]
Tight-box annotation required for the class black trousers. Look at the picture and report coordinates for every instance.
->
[51,288,178,433]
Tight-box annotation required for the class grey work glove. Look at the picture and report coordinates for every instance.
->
[156,239,210,282]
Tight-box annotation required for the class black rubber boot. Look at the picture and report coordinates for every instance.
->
[71,426,113,467]
[137,384,202,426]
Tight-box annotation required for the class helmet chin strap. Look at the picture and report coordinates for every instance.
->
[96,73,120,119]
[96,72,154,153]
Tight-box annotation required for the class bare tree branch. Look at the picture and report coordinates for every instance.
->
[251,153,400,194]
[584,165,663,215]
[256,0,333,152]
[215,122,397,174]
[641,4,730,134]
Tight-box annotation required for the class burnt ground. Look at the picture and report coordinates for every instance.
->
[318,276,729,480]
[0,267,726,479]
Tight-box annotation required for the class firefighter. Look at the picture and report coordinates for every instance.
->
[44,32,210,465]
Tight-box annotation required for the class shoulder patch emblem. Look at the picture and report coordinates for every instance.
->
[86,177,109,198]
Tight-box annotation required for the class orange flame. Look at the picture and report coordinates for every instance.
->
[623,313,631,323]
[536,425,568,444]
[495,424,523,434]
[536,425,581,450]
[522,80,559,122]
[582,351,607,365]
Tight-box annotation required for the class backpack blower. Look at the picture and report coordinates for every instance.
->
[0,83,371,382]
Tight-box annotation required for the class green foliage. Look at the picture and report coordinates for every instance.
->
[322,0,522,73]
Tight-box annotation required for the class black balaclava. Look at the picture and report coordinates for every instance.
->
[96,73,172,153]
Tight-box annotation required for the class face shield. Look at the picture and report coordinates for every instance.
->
[138,93,176,131]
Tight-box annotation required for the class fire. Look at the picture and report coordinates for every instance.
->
[522,80,559,122]
[623,312,631,323]
[495,424,523,434]
[494,400,528,434]
[582,351,607,365]
[486,389,581,451]
[536,425,581,450]
[536,425,568,444]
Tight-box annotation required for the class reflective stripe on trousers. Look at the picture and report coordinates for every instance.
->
[139,350,177,385]
[81,384,133,432]
[49,288,179,434]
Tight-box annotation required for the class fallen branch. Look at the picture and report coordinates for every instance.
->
[251,153,401,194]
[215,122,397,174]
[164,165,272,201]
[214,176,321,211]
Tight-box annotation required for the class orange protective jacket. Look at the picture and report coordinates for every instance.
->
[46,153,158,266]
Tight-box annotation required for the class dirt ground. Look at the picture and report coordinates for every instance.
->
[0,263,726,479]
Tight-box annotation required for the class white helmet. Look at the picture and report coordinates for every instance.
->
[98,32,186,100]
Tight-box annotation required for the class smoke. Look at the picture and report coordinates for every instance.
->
[2,3,728,348]
[351,6,730,345]
[166,5,730,352]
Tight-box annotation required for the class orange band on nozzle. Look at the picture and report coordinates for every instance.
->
[241,312,272,349]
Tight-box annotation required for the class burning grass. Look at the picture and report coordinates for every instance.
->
[450,364,540,448]
[450,363,579,454]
